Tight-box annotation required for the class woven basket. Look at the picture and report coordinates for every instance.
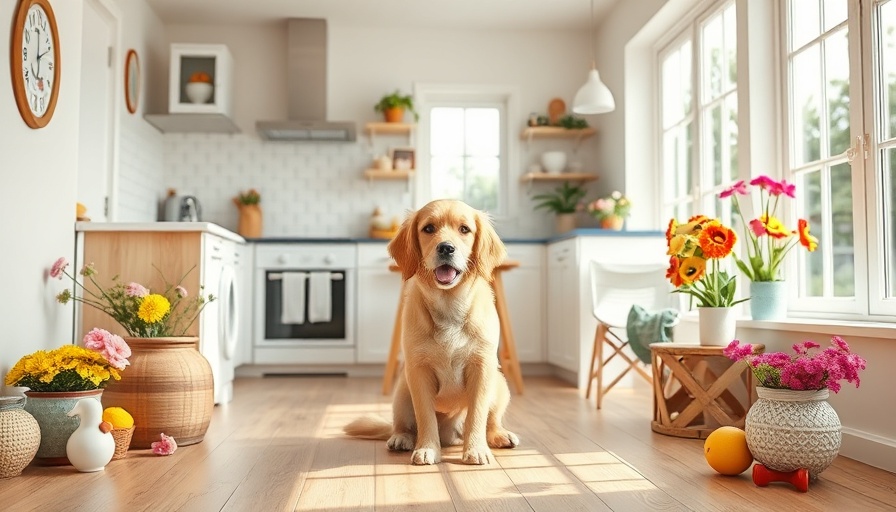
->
[110,426,135,460]
[1,396,41,478]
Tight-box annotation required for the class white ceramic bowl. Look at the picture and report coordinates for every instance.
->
[185,82,214,104]
[541,151,567,174]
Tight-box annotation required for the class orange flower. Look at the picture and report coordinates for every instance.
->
[667,256,683,287]
[666,218,678,243]
[798,219,818,252]
[676,215,710,236]
[678,256,706,284]
[698,221,737,259]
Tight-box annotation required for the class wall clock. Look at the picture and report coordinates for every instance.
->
[125,49,140,114]
[10,0,61,129]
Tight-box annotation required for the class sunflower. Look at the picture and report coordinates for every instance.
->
[698,221,737,259]
[138,294,171,323]
[678,256,706,284]
[798,219,818,252]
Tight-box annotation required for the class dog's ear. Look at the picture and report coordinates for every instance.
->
[473,211,507,281]
[388,210,421,281]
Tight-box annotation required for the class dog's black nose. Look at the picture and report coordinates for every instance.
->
[437,242,455,256]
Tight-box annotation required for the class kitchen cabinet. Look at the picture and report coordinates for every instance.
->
[234,241,254,367]
[546,233,670,391]
[355,242,402,363]
[502,244,545,363]
[546,239,580,374]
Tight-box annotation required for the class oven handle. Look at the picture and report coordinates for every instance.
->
[267,272,344,281]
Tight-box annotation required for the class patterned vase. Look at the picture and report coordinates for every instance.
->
[745,387,841,481]
[0,396,41,477]
[23,389,103,465]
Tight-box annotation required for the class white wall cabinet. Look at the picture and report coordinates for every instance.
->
[355,242,402,363]
[169,44,233,116]
[502,243,545,363]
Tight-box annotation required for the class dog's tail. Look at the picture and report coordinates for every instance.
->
[343,416,392,440]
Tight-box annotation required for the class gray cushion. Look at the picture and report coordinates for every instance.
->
[625,304,679,364]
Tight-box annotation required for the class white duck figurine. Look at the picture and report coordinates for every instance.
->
[66,398,115,472]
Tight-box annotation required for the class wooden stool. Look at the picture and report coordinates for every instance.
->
[649,343,764,439]
[381,260,524,395]
[585,321,653,410]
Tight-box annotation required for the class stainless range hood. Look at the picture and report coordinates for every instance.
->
[256,19,356,142]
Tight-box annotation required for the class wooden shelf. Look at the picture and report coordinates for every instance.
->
[520,126,596,143]
[364,122,416,136]
[520,172,599,183]
[364,169,415,180]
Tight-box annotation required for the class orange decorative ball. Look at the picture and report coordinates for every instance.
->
[704,426,753,475]
[189,71,212,83]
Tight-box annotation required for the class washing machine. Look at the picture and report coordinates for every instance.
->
[201,234,241,405]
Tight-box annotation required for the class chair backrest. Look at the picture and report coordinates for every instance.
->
[589,260,676,328]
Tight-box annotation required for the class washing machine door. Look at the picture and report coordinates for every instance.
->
[219,265,239,361]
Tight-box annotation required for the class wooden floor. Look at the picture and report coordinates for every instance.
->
[3,376,895,511]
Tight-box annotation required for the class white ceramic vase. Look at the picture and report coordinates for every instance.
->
[745,387,841,481]
[697,306,736,346]
[66,398,115,473]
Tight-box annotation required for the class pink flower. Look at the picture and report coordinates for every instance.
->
[771,178,797,198]
[750,175,779,190]
[176,286,188,298]
[125,282,149,297]
[83,328,131,370]
[719,180,748,198]
[50,257,69,279]
[749,219,767,237]
[151,433,178,455]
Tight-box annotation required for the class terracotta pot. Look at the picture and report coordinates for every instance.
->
[101,337,213,448]
[383,107,405,123]
[600,215,624,231]
[237,204,263,238]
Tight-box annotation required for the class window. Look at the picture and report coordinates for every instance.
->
[784,0,896,317]
[660,1,738,225]
[428,106,502,212]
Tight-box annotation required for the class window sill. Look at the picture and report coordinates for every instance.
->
[680,313,896,340]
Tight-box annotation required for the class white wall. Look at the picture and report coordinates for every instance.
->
[155,23,603,238]
[0,0,86,390]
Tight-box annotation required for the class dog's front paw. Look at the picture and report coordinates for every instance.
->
[488,429,520,449]
[411,447,440,465]
[387,433,415,451]
[462,445,493,465]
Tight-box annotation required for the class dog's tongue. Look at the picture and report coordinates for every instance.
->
[435,265,458,284]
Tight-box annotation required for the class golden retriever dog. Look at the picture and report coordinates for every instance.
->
[344,199,519,465]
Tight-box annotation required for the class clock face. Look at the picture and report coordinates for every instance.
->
[21,3,56,117]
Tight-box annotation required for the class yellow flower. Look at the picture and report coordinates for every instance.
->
[138,294,171,323]
[678,256,706,284]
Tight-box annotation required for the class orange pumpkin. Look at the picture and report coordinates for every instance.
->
[188,71,212,83]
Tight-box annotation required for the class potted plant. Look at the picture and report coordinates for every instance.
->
[374,89,418,123]
[233,188,262,238]
[586,191,631,230]
[532,181,586,233]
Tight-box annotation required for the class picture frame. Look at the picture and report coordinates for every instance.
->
[390,147,416,171]
[125,49,140,114]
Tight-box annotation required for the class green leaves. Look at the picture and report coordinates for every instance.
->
[674,267,751,308]
[532,181,586,214]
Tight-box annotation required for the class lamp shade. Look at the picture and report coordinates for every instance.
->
[572,68,615,115]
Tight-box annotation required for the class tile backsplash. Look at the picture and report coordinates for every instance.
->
[160,133,558,239]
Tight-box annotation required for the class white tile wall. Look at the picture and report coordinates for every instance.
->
[161,134,413,237]
[115,122,166,221]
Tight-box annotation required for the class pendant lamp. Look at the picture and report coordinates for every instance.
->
[573,0,615,115]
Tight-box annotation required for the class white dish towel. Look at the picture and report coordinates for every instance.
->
[307,271,333,323]
[280,272,308,324]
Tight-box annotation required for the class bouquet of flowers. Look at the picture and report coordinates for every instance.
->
[723,337,866,392]
[666,215,749,307]
[586,191,631,221]
[51,257,215,338]
[719,176,818,281]
[4,329,131,392]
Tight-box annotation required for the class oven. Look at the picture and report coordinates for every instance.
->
[253,243,356,364]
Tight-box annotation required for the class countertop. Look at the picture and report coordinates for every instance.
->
[75,221,246,244]
[248,229,664,245]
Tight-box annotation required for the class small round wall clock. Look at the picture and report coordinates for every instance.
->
[11,0,61,129]
[125,49,140,114]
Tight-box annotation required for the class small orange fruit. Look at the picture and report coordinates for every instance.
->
[189,71,212,83]
[704,426,753,475]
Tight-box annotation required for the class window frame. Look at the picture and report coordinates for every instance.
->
[413,84,520,219]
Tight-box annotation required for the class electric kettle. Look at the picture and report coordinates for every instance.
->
[163,190,202,222]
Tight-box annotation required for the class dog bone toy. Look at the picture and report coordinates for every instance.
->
[752,464,809,492]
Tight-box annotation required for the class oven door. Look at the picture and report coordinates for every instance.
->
[263,269,349,344]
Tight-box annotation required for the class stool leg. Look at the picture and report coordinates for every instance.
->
[586,325,600,400]
[595,323,609,409]
[493,271,524,394]
[381,283,405,396]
